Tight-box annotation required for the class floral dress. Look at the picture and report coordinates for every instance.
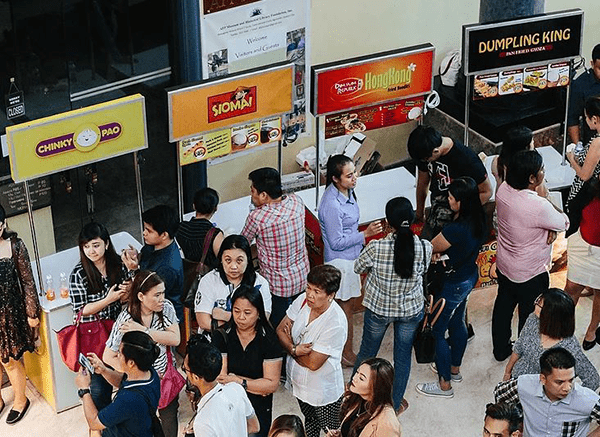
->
[0,238,40,362]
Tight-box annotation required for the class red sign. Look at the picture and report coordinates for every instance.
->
[203,0,261,15]
[324,98,425,139]
[207,86,257,123]
[312,44,434,116]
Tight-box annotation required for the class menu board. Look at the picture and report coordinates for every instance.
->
[0,178,52,218]
[473,62,569,100]
[178,116,282,165]
[324,97,425,139]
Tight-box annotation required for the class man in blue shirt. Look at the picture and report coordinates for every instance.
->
[568,44,600,145]
[122,205,184,321]
[494,347,600,437]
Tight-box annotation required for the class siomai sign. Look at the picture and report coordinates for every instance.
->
[35,122,122,157]
[208,86,257,123]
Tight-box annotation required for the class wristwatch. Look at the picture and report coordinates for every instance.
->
[241,379,248,391]
[78,388,91,398]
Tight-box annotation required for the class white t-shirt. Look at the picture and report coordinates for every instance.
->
[285,292,347,406]
[193,382,255,437]
[194,269,272,319]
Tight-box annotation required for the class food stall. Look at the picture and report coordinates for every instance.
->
[4,94,148,411]
[306,44,436,265]
[167,63,295,341]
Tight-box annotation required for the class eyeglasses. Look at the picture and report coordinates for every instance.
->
[535,294,544,309]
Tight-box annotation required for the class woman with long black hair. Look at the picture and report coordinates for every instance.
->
[416,177,486,399]
[353,197,431,414]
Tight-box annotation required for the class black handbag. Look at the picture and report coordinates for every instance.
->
[182,227,218,308]
[413,294,446,364]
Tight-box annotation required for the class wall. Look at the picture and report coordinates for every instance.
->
[208,0,599,202]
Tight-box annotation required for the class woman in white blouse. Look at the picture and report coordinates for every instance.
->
[195,234,271,334]
[276,265,347,437]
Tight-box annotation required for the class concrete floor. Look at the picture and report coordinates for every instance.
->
[2,270,600,436]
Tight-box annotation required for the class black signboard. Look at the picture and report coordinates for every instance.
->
[0,178,52,218]
[463,9,583,75]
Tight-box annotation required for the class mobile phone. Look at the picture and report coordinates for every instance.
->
[78,352,95,374]
[438,254,450,261]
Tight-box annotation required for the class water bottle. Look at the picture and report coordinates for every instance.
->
[574,141,584,157]
[45,274,55,301]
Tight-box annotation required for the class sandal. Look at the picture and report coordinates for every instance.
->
[396,399,409,415]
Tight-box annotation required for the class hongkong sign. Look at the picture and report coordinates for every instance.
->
[463,9,583,75]
[311,44,434,116]
[167,64,293,142]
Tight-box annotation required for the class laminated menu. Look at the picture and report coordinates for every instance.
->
[523,66,548,90]
[498,69,523,95]
[547,62,570,87]
[474,73,499,99]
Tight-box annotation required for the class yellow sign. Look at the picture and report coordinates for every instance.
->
[6,94,147,182]
[168,64,293,142]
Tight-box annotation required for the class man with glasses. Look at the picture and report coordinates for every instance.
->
[183,336,259,437]
[483,402,523,437]
[495,347,600,437]
[492,150,569,361]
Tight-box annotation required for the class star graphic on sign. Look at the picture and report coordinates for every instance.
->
[408,63,417,72]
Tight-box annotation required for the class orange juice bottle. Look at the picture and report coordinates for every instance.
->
[45,275,55,301]
[59,272,69,298]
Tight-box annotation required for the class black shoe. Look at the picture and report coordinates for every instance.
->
[596,327,600,345]
[467,324,475,342]
[6,398,30,425]
[583,339,597,351]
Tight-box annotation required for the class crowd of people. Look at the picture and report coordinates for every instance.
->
[1,47,600,437]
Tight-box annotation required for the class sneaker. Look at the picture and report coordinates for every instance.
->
[415,381,454,398]
[429,362,463,383]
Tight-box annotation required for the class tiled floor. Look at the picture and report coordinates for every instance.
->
[2,270,600,436]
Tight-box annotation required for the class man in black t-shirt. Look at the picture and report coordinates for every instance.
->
[568,44,600,146]
[407,125,492,240]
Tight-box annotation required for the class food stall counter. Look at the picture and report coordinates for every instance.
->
[23,232,142,412]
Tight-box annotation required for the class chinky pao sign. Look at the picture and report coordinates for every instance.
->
[462,8,583,75]
[311,43,434,116]
[167,64,293,142]
[6,94,147,183]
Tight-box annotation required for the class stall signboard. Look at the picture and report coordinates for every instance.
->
[178,116,282,165]
[324,97,425,139]
[200,0,309,144]
[168,64,292,142]
[6,94,147,183]
[311,44,434,116]
[463,9,583,76]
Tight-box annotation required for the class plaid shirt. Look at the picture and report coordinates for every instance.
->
[242,193,309,298]
[495,375,600,437]
[354,234,431,318]
[69,263,126,323]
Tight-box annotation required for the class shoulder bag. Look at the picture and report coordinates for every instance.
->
[158,346,186,410]
[413,294,446,364]
[182,227,218,309]
[130,387,165,437]
[55,310,115,372]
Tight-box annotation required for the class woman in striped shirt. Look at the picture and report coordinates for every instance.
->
[103,270,181,437]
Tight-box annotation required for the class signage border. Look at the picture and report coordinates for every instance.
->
[462,8,584,76]
[311,43,435,117]
[167,62,294,142]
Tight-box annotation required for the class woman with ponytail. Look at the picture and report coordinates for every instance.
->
[353,197,432,415]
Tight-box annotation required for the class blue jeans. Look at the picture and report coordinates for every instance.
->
[353,308,424,409]
[270,293,301,330]
[433,271,478,383]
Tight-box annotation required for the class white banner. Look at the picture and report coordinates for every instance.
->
[200,0,310,143]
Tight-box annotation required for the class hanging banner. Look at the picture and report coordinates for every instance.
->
[6,94,147,183]
[168,64,292,142]
[311,44,434,116]
[199,0,309,143]
[462,9,583,75]
[324,97,425,139]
